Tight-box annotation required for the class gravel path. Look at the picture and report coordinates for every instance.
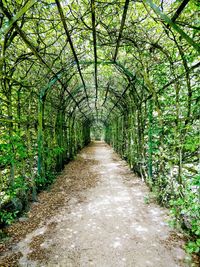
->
[0,142,187,266]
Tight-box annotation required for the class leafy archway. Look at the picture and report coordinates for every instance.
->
[0,0,199,254]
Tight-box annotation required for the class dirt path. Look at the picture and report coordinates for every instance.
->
[0,142,188,266]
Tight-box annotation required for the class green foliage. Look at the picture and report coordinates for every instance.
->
[169,175,200,255]
[0,132,27,166]
[0,210,18,225]
[52,146,65,156]
[35,171,56,191]
[186,239,200,254]
[11,176,29,193]
[0,175,28,225]
[184,135,199,152]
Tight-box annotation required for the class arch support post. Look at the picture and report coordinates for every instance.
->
[148,98,153,183]
[55,109,65,171]
[37,93,45,178]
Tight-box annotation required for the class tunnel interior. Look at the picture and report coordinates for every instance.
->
[90,122,105,141]
[0,0,199,226]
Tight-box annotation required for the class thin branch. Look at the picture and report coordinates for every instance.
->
[113,0,130,62]
[55,0,90,110]
[171,0,190,23]
[91,0,98,110]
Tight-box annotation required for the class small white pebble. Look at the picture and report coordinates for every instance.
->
[112,241,121,248]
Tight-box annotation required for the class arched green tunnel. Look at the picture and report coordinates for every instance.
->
[0,0,199,233]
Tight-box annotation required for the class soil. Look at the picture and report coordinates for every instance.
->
[0,141,194,266]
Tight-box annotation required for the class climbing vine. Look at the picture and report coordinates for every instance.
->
[0,0,199,257]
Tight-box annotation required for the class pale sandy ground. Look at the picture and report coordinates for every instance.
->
[6,142,188,266]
